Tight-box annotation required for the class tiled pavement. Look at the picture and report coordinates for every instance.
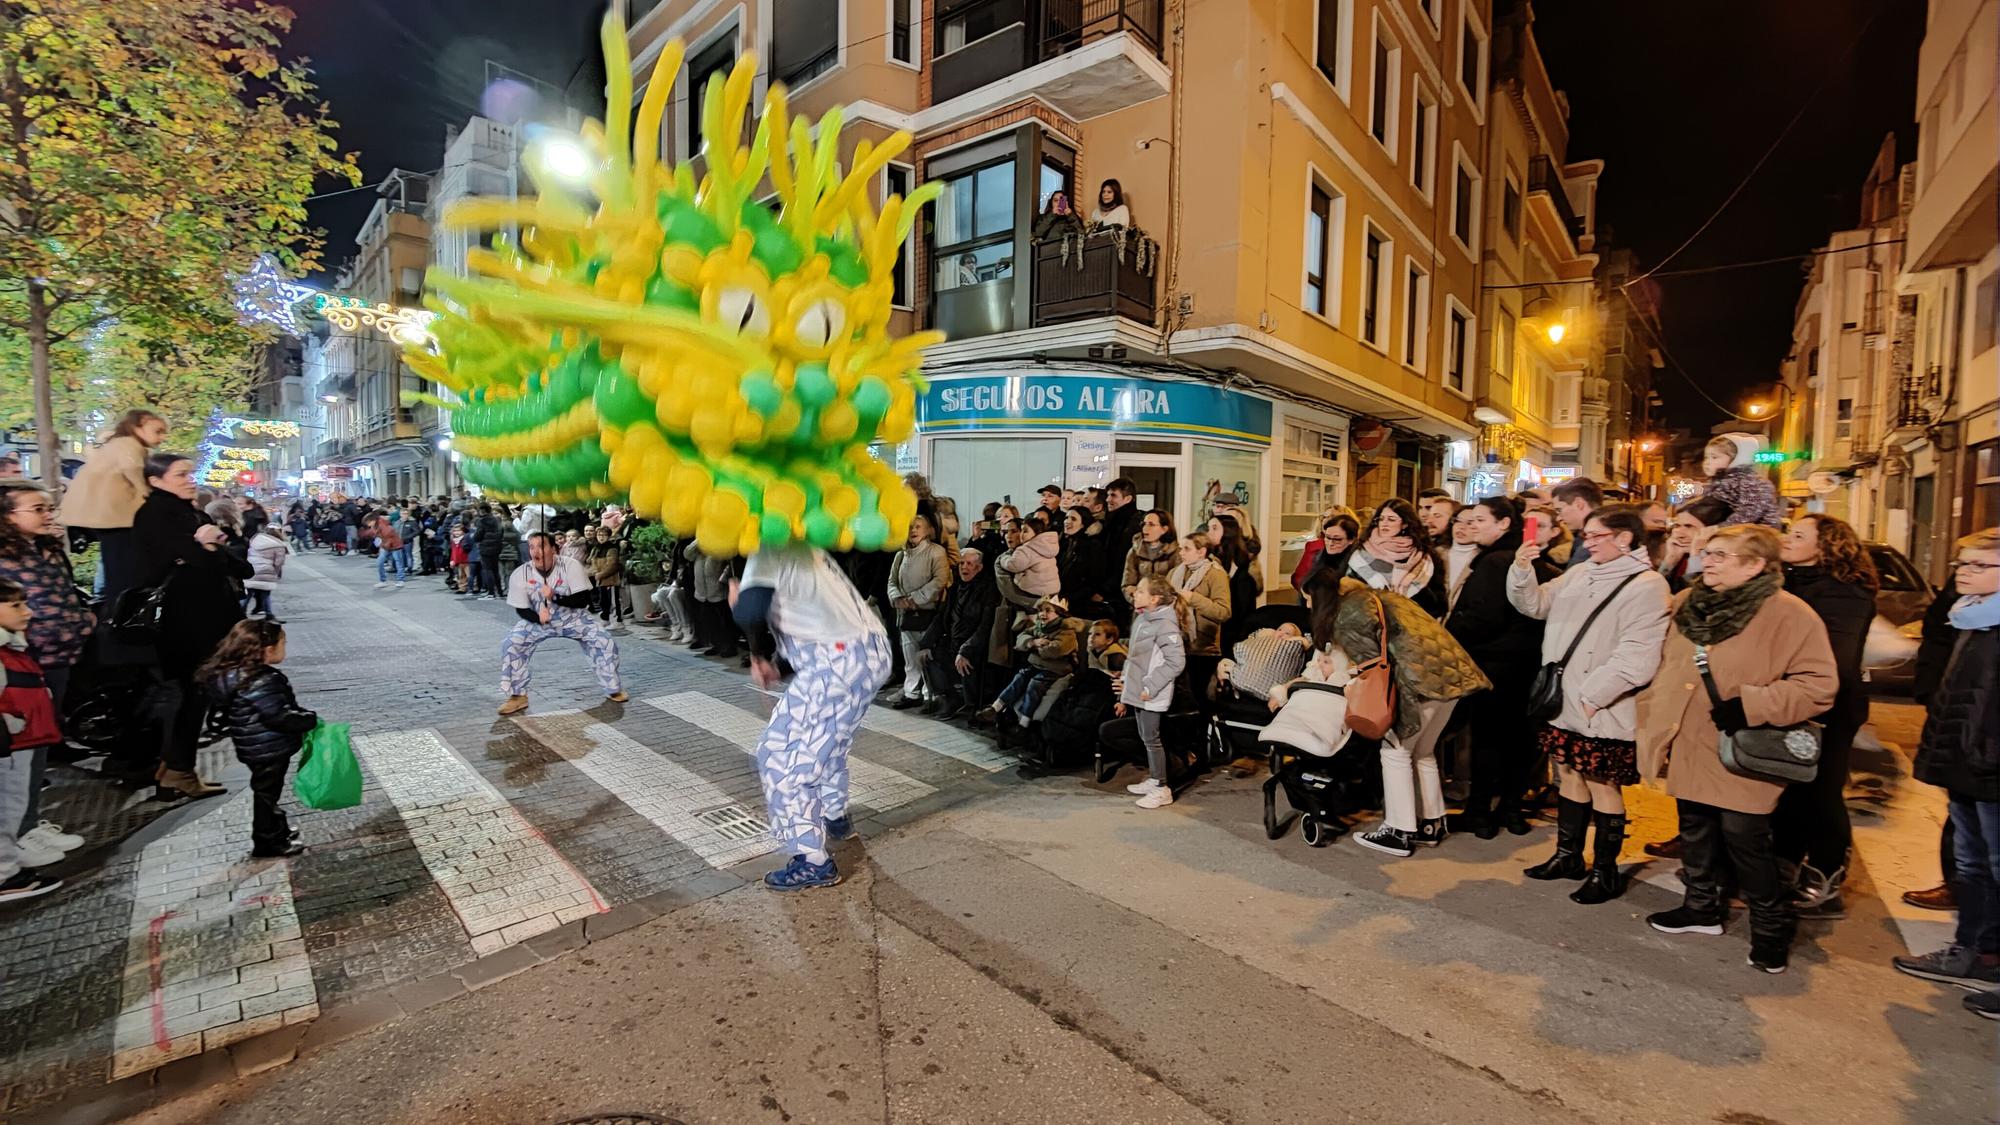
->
[0,549,1014,1116]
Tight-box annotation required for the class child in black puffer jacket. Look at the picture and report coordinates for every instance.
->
[202,619,318,859]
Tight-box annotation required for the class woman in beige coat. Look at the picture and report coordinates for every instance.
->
[1120,509,1178,605]
[1636,524,1837,975]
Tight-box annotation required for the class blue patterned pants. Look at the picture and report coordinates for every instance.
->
[756,633,892,859]
[499,609,623,696]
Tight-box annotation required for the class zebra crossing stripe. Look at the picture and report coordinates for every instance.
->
[643,693,937,815]
[512,711,780,868]
[744,684,1011,772]
[353,729,608,956]
[110,792,317,1080]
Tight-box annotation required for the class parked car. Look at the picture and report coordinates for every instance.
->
[1862,542,1933,694]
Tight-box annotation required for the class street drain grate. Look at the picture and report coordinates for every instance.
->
[695,804,767,841]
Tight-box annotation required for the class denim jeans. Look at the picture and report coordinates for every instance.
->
[378,547,407,583]
[994,668,1057,720]
[1949,797,2000,954]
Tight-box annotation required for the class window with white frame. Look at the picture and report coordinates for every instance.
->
[1402,258,1430,371]
[1444,297,1473,394]
[1418,0,1441,28]
[886,163,915,308]
[889,0,919,66]
[1314,0,1351,98]
[1369,16,1400,154]
[683,27,739,160]
[1409,81,1436,195]
[770,0,840,89]
[1304,178,1343,319]
[1450,145,1481,255]
[1458,5,1488,115]
[1361,222,1391,349]
[1495,306,1517,384]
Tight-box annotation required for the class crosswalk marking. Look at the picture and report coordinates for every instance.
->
[111,792,317,1080]
[837,700,1013,773]
[354,729,608,956]
[513,711,779,868]
[644,692,937,814]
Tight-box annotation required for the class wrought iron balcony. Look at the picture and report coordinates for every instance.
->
[1527,155,1584,245]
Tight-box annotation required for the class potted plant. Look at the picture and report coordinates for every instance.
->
[622,522,672,623]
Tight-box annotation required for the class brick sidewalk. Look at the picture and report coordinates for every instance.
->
[0,550,1014,1116]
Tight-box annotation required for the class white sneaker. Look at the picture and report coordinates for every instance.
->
[374,581,390,589]
[394,581,406,589]
[1125,778,1163,796]
[1135,786,1175,809]
[21,822,83,852]
[16,838,65,868]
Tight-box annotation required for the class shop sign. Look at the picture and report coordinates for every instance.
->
[1068,435,1111,487]
[320,466,354,480]
[921,374,1273,445]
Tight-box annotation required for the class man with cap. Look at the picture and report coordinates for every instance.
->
[1036,484,1063,520]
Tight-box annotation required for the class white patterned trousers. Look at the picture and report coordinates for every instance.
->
[499,609,623,697]
[756,633,893,858]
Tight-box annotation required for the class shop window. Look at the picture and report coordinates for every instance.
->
[930,437,1065,517]
[932,159,1015,292]
[770,0,840,89]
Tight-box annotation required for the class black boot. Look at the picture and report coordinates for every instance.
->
[1570,812,1627,904]
[1525,797,1589,880]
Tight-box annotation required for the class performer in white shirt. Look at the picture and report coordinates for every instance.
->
[497,532,627,716]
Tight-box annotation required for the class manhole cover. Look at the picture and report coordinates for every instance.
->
[695,804,768,841]
[553,1115,683,1125]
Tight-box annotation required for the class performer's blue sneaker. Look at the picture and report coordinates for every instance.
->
[764,854,841,891]
[825,815,853,841]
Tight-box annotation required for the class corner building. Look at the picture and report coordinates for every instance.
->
[626,0,1517,595]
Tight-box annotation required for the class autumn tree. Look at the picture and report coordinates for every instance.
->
[0,0,358,487]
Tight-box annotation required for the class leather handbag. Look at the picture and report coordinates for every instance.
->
[1343,594,1397,740]
[1525,572,1642,721]
[1694,645,1821,784]
[108,575,173,641]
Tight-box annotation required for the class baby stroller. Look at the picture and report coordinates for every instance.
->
[1255,653,1381,848]
[1210,603,1311,769]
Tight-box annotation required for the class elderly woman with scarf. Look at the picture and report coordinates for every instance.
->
[1314,499,1446,618]
[1508,505,1672,905]
[1636,524,1837,975]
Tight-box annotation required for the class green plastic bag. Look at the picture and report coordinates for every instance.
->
[294,721,363,810]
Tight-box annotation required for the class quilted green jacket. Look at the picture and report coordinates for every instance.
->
[1332,579,1491,739]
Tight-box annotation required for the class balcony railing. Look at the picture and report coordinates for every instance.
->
[1894,364,1944,429]
[932,0,1163,105]
[317,436,355,462]
[1032,234,1156,325]
[1039,0,1163,59]
[1527,155,1584,244]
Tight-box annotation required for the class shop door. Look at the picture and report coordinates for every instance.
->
[1118,459,1180,521]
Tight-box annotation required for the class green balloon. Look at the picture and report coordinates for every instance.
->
[759,512,791,546]
[593,366,654,429]
[741,370,782,417]
[794,363,836,407]
[819,238,869,287]
[851,512,889,552]
[803,510,840,548]
[661,198,724,253]
[645,275,699,311]
[851,375,891,422]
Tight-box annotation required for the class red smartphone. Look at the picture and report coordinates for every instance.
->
[1523,514,1540,544]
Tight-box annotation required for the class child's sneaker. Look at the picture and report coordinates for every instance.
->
[374,581,389,589]
[1126,778,1163,796]
[764,854,841,891]
[0,870,62,903]
[20,821,83,852]
[825,815,854,842]
[15,838,65,868]
[1135,785,1174,809]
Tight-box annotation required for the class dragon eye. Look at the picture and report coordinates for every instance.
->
[793,298,846,349]
[716,286,771,336]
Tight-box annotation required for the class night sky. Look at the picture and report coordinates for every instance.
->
[286,0,1927,432]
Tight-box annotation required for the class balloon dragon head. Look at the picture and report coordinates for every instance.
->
[404,12,942,557]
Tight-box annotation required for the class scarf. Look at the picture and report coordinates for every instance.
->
[1176,557,1213,591]
[1949,592,2000,631]
[1674,569,1782,645]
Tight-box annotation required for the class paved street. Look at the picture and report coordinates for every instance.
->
[0,552,1991,1124]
